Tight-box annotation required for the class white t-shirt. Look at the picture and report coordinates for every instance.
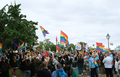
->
[38,54,41,59]
[103,56,112,68]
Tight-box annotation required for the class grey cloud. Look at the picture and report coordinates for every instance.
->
[1,0,120,48]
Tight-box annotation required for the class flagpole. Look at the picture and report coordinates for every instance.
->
[44,36,49,51]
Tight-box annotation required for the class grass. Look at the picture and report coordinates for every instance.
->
[9,67,117,77]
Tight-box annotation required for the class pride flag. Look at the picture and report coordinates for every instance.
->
[25,43,27,50]
[42,45,45,50]
[92,52,95,58]
[59,42,64,47]
[66,41,70,47]
[75,43,81,50]
[0,43,2,53]
[110,43,113,46]
[32,45,40,51]
[18,42,24,50]
[56,36,59,55]
[60,30,68,47]
[104,48,109,53]
[34,45,40,48]
[96,42,105,52]
[81,51,84,57]
[53,57,58,63]
[86,56,89,69]
[94,60,98,67]
[40,26,49,37]
[45,51,49,57]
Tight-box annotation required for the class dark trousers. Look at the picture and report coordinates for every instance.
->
[102,65,105,74]
[105,68,113,77]
[91,68,98,77]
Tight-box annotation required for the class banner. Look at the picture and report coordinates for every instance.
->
[75,43,81,50]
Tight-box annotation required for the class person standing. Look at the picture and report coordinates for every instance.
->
[37,62,51,77]
[103,53,113,77]
[89,52,98,77]
[100,52,105,74]
[78,54,84,76]
[95,54,100,75]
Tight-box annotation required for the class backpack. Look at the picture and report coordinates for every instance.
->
[97,59,101,67]
[58,70,68,77]
[65,65,73,75]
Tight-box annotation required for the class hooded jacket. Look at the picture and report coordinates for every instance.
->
[51,69,68,77]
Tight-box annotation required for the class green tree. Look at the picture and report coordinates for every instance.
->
[0,3,38,52]
[78,42,87,50]
[68,43,75,51]
[39,39,56,51]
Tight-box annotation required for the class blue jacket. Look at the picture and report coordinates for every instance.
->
[95,56,99,62]
[89,57,95,69]
[51,69,68,77]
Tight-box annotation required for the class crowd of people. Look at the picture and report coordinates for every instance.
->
[0,48,120,77]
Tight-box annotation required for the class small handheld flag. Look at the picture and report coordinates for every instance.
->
[56,36,60,55]
[18,42,24,50]
[0,43,2,53]
[40,26,49,37]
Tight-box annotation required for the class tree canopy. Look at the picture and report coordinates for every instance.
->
[0,3,38,51]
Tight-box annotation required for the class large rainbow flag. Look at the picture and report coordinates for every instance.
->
[96,42,105,52]
[40,26,49,37]
[0,43,2,53]
[60,30,68,47]
[18,42,24,50]
[56,36,60,55]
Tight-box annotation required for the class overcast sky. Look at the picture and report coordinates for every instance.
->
[1,0,120,49]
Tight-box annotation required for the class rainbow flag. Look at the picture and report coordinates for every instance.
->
[86,56,89,69]
[92,52,95,58]
[94,60,98,67]
[110,43,113,45]
[0,43,2,53]
[56,36,59,55]
[34,45,40,48]
[59,42,64,47]
[42,45,45,50]
[40,26,49,37]
[66,40,70,47]
[96,42,105,52]
[118,45,120,48]
[32,46,36,51]
[60,30,68,47]
[25,43,27,50]
[32,45,40,51]
[81,51,84,57]
[18,42,24,50]
[53,57,58,63]
[104,48,109,53]
[45,51,49,57]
